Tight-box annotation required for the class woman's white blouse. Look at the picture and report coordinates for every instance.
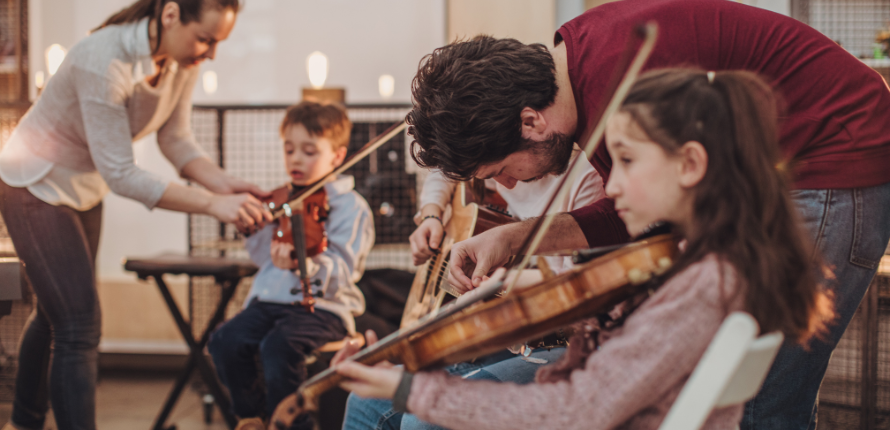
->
[0,18,206,210]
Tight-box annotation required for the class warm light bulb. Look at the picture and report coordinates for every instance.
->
[35,71,45,89]
[378,74,395,100]
[307,51,328,89]
[45,44,67,76]
[202,71,218,94]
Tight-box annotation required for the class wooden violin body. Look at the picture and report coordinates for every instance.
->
[262,183,330,259]
[400,181,516,328]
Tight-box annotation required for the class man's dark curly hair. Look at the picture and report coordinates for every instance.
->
[407,35,558,181]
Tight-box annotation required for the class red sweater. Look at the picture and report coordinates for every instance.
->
[561,0,890,247]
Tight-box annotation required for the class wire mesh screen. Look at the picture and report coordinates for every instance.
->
[820,302,865,428]
[805,0,890,59]
[818,270,890,430]
[0,0,27,103]
[187,104,416,338]
[0,277,31,402]
[875,275,890,429]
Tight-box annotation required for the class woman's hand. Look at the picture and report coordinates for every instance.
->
[409,217,445,266]
[336,361,403,400]
[224,176,271,199]
[181,158,271,198]
[271,241,296,270]
[207,193,272,232]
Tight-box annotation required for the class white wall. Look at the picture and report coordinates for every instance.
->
[28,0,445,281]
[448,0,556,46]
[738,0,791,16]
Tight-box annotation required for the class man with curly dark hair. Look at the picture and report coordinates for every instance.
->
[397,0,890,429]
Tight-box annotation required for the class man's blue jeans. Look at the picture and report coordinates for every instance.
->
[743,182,890,429]
[342,348,565,430]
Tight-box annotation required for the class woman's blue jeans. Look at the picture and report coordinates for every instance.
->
[743,182,890,429]
[342,348,565,430]
[0,181,103,430]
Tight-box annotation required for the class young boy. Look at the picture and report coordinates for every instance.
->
[208,101,375,430]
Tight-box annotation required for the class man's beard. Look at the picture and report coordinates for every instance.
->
[519,132,575,180]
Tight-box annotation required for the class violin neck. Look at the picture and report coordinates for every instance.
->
[297,279,505,403]
[298,332,403,402]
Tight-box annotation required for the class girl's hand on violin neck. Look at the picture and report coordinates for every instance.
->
[333,330,399,400]
[448,225,518,293]
[336,361,402,401]
[207,193,272,230]
[270,242,297,270]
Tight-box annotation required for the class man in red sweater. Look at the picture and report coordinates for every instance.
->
[404,0,890,428]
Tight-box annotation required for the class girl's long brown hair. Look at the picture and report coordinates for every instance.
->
[622,68,833,344]
[93,0,240,53]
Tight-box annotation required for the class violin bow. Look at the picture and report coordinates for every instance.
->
[503,22,659,294]
[267,121,407,221]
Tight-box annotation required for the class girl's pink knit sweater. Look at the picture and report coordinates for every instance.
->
[407,255,746,430]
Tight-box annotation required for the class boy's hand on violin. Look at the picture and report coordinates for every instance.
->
[336,361,402,401]
[208,193,272,231]
[271,242,297,270]
[448,227,515,293]
[410,218,444,266]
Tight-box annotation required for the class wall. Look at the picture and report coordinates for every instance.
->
[447,0,556,46]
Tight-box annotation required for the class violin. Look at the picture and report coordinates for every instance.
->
[261,183,331,313]
[262,183,330,259]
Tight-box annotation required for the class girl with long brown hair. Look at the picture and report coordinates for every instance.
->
[0,1,268,429]
[333,68,834,430]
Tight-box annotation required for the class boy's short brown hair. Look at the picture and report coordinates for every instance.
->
[280,101,352,151]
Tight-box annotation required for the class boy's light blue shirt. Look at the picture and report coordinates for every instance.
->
[244,174,375,334]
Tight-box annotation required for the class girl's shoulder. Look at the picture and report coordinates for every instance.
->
[648,254,742,310]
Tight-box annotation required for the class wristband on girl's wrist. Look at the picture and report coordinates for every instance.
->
[422,215,443,225]
[392,372,414,413]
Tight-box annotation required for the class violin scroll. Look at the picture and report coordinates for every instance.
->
[250,183,330,260]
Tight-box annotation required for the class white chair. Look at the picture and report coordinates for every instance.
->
[657,312,784,430]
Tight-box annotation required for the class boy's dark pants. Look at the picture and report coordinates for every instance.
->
[209,300,347,428]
